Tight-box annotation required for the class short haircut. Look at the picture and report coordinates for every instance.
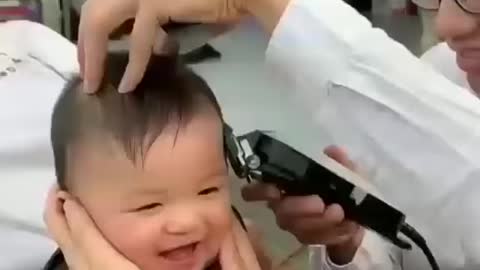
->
[50,52,223,190]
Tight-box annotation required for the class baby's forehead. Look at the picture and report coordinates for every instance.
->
[67,117,227,195]
[70,112,225,171]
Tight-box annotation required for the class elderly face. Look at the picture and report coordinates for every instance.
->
[435,0,480,77]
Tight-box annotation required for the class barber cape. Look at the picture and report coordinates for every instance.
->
[0,20,77,269]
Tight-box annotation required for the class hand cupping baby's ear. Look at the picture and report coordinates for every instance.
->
[44,183,141,270]
[216,216,262,270]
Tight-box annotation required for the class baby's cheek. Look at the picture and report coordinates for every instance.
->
[205,199,233,242]
[93,213,159,267]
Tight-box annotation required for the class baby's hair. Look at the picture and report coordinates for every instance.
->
[50,52,223,190]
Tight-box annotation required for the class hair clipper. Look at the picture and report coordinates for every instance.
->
[223,124,412,249]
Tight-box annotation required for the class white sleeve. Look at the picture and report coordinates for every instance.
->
[309,230,401,270]
[15,20,79,75]
[265,0,480,268]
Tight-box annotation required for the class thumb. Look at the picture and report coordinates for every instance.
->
[63,200,108,256]
[324,146,380,196]
[63,199,136,269]
[219,218,261,270]
[324,145,356,171]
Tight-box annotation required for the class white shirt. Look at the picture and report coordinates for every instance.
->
[266,0,480,269]
[306,43,475,270]
[421,42,471,92]
[0,20,78,269]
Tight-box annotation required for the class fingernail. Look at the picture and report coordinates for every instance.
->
[118,78,131,93]
[83,80,95,94]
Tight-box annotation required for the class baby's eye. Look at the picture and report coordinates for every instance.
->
[198,187,219,196]
[135,203,163,212]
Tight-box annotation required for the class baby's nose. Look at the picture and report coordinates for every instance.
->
[163,208,205,235]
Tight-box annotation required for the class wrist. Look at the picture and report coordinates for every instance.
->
[242,0,291,34]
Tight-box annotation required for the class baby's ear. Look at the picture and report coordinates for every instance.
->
[56,191,76,212]
[56,191,74,201]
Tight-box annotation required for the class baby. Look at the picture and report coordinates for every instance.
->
[43,52,269,270]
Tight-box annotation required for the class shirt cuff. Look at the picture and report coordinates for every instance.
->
[325,249,356,270]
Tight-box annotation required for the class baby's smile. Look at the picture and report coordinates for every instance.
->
[158,241,200,267]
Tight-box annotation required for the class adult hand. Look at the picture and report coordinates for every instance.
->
[241,146,365,265]
[216,216,262,270]
[43,185,140,270]
[243,219,272,270]
[44,185,262,270]
[78,0,246,94]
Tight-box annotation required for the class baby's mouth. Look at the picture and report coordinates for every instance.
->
[159,242,199,262]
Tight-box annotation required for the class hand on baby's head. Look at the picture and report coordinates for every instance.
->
[49,52,235,270]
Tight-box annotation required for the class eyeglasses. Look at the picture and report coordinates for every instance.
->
[416,0,480,14]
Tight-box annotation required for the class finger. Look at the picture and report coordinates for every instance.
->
[220,218,261,270]
[324,145,356,171]
[63,199,140,270]
[218,228,240,269]
[43,186,75,256]
[82,22,109,93]
[243,219,272,270]
[297,219,358,241]
[322,204,345,224]
[268,195,325,218]
[80,1,137,93]
[79,2,108,93]
[218,217,259,270]
[152,28,174,55]
[275,203,344,235]
[231,218,261,267]
[241,183,282,202]
[118,8,159,93]
[63,199,112,262]
[292,221,360,246]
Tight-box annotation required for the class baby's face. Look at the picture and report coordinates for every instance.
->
[68,114,232,270]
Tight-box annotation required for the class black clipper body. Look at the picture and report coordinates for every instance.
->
[224,124,411,249]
